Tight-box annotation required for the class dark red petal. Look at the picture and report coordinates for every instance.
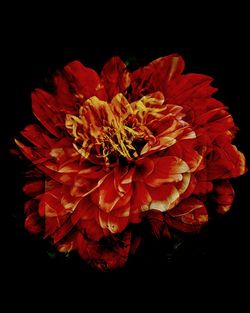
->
[212,180,235,214]
[165,197,208,233]
[25,212,42,234]
[21,124,49,148]
[146,210,164,239]
[23,180,44,196]
[131,54,185,97]
[64,61,106,100]
[205,144,246,180]
[32,89,64,137]
[77,219,104,241]
[133,158,155,181]
[166,74,217,104]
[101,56,130,100]
[75,230,131,271]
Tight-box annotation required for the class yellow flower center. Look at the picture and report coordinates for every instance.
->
[65,92,166,166]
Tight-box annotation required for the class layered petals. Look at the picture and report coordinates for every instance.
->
[15,53,246,270]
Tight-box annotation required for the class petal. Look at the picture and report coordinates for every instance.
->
[101,56,130,100]
[32,89,64,137]
[148,184,180,212]
[165,197,208,232]
[145,156,189,187]
[130,181,152,212]
[75,230,131,271]
[145,210,164,239]
[25,212,42,234]
[133,158,155,181]
[63,60,106,100]
[212,180,235,214]
[98,210,130,234]
[23,180,44,196]
[98,171,120,213]
[21,124,49,148]
[166,74,217,104]
[131,54,185,97]
[204,144,246,180]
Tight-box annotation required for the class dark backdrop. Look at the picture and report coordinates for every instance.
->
[2,6,249,308]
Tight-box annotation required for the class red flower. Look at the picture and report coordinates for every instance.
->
[15,54,246,270]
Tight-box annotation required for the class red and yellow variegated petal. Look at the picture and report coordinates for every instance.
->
[131,181,152,212]
[97,171,120,213]
[113,166,135,196]
[64,61,106,100]
[167,140,204,172]
[165,197,208,233]
[145,156,189,187]
[39,188,69,237]
[50,173,112,243]
[148,184,180,212]
[179,174,197,199]
[131,54,185,97]
[101,56,130,100]
[98,209,130,234]
[32,89,64,137]
[212,180,235,214]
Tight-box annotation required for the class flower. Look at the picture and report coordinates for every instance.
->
[15,54,246,270]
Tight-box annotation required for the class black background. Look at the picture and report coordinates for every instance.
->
[2,4,250,308]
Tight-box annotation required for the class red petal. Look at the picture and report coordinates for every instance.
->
[165,198,208,232]
[101,56,130,100]
[32,89,64,137]
[131,54,185,97]
[64,61,106,100]
[23,180,44,196]
[146,210,164,239]
[98,209,130,234]
[166,74,217,104]
[25,212,42,234]
[205,144,246,180]
[97,171,120,213]
[75,230,131,271]
[145,156,189,187]
[21,124,49,148]
[212,180,235,214]
[131,181,152,212]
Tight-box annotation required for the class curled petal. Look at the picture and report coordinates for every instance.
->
[165,197,208,233]
[212,180,235,214]
[101,56,130,100]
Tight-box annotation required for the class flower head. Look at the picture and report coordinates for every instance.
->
[16,54,246,270]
